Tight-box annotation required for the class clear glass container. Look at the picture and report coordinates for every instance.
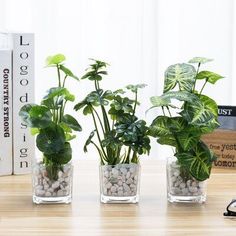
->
[100,163,140,203]
[167,157,207,203]
[32,162,73,204]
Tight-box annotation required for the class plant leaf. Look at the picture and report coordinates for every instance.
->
[62,114,82,131]
[44,142,72,164]
[59,64,79,81]
[196,71,224,84]
[84,130,96,152]
[46,54,66,66]
[149,116,172,137]
[176,141,215,181]
[188,57,213,64]
[164,63,196,92]
[36,125,65,155]
[126,84,147,93]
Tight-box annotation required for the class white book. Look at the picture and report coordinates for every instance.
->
[10,33,35,175]
[0,49,13,176]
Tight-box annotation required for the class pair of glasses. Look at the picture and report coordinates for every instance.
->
[224,199,236,217]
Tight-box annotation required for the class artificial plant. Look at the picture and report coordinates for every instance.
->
[148,57,224,181]
[19,54,81,180]
[74,59,151,165]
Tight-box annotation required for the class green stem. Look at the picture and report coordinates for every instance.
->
[199,78,208,95]
[57,64,61,87]
[192,62,201,92]
[132,91,138,116]
[166,106,172,117]
[91,109,108,160]
[125,147,131,163]
[62,75,68,87]
[162,106,166,116]
[91,106,105,135]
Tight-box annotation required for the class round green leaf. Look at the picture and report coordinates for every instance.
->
[188,57,213,64]
[46,54,66,66]
[44,142,72,165]
[36,125,65,154]
[196,71,224,84]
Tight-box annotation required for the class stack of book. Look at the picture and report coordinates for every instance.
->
[0,32,35,176]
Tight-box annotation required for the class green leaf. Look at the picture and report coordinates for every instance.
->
[28,105,52,128]
[176,141,215,181]
[62,114,82,131]
[65,134,76,142]
[19,104,36,126]
[196,71,224,84]
[84,130,96,152]
[164,63,196,92]
[46,54,66,66]
[36,125,65,155]
[188,57,213,64]
[59,65,79,81]
[19,104,52,128]
[31,128,39,135]
[149,116,172,137]
[126,84,147,93]
[180,95,219,127]
[83,105,92,115]
[150,91,199,108]
[44,142,72,165]
[176,132,200,151]
[156,135,177,147]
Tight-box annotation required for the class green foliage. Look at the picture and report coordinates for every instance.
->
[75,59,151,165]
[19,54,81,180]
[148,57,223,181]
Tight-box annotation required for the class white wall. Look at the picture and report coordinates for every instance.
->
[0,0,234,159]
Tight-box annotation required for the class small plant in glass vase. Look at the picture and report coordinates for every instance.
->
[148,57,223,203]
[74,60,151,203]
[19,54,82,204]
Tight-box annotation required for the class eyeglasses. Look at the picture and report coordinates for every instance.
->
[224,199,236,217]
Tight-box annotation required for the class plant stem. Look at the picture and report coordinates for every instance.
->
[91,106,105,135]
[199,78,208,95]
[162,106,166,116]
[57,64,61,87]
[62,75,68,87]
[91,109,108,160]
[192,62,201,92]
[132,91,138,116]
[166,106,172,117]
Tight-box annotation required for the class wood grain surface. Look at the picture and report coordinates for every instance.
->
[0,160,236,236]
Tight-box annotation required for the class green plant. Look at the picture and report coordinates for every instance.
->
[148,57,224,181]
[74,59,151,165]
[19,54,81,180]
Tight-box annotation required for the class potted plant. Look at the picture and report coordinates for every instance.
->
[74,59,151,203]
[19,54,81,204]
[148,57,223,203]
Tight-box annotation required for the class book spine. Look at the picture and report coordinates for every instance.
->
[12,33,35,175]
[0,49,13,176]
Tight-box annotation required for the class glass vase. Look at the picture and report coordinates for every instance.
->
[32,161,73,204]
[166,157,207,203]
[100,163,140,203]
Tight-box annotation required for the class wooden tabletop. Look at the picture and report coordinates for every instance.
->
[0,159,236,236]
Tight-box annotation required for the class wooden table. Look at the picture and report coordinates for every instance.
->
[0,160,236,236]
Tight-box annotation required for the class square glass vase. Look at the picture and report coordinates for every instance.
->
[100,163,140,203]
[32,162,73,204]
[167,157,207,203]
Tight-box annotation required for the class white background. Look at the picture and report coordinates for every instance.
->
[0,0,235,159]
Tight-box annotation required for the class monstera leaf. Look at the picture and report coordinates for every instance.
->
[164,63,196,92]
[180,94,218,126]
[176,141,215,181]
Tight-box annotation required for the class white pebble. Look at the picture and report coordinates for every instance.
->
[118,191,123,196]
[45,192,52,197]
[52,181,60,189]
[110,186,117,193]
[104,171,109,178]
[126,178,133,184]
[112,168,119,177]
[130,167,135,173]
[123,183,130,192]
[189,187,198,193]
[44,184,49,190]
[192,181,198,187]
[179,182,186,189]
[36,189,45,196]
[105,182,112,189]
[120,168,127,175]
[126,172,131,179]
[182,188,189,194]
[58,171,63,178]
[174,170,180,177]
[118,180,123,186]
[57,189,64,196]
